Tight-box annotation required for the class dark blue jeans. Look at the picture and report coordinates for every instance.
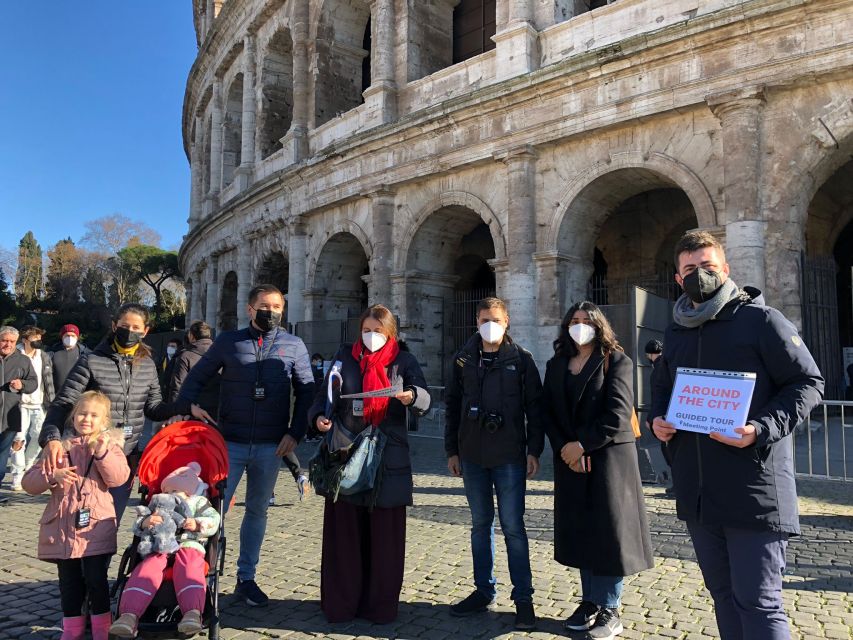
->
[0,428,17,487]
[461,459,533,602]
[688,521,790,640]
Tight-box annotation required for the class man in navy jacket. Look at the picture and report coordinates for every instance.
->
[178,283,314,607]
[652,231,823,640]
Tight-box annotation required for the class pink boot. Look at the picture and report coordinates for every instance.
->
[60,616,86,640]
[90,612,113,640]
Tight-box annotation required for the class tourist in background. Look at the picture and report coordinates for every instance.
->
[49,324,90,392]
[10,325,55,490]
[0,326,37,496]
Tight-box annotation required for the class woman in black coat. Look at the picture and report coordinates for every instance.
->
[309,304,430,624]
[542,301,653,638]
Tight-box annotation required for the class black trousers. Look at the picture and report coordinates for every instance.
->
[56,554,112,617]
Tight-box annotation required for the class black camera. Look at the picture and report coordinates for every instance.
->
[481,410,504,434]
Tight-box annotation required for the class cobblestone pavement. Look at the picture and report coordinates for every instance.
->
[1,438,851,640]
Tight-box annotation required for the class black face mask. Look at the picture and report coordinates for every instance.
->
[29,340,43,350]
[682,267,724,304]
[253,309,282,332]
[114,326,145,349]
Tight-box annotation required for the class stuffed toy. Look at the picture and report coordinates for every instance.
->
[134,492,192,557]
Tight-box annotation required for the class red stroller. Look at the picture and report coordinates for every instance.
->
[112,421,229,639]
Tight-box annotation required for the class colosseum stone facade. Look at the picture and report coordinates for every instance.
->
[180,0,853,396]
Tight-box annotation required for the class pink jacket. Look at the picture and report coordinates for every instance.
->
[23,434,130,561]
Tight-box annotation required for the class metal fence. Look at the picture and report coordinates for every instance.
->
[794,400,853,481]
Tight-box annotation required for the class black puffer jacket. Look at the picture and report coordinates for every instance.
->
[40,339,176,455]
[308,344,430,508]
[168,338,219,419]
[651,288,824,534]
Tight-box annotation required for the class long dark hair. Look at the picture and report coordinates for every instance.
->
[553,301,622,358]
[110,303,153,359]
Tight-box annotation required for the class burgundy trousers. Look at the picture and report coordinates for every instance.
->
[320,498,406,624]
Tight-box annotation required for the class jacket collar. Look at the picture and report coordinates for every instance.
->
[672,286,760,331]
[460,333,519,364]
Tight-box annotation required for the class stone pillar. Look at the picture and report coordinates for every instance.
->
[289,0,310,162]
[236,240,252,328]
[493,0,539,81]
[188,267,203,323]
[368,188,395,305]
[183,279,193,329]
[205,257,219,331]
[236,36,256,191]
[189,118,203,226]
[707,87,766,291]
[363,0,398,124]
[287,222,308,328]
[501,146,538,350]
[205,0,215,35]
[208,80,224,203]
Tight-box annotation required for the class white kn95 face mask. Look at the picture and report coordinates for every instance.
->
[479,321,505,344]
[362,331,388,352]
[569,323,596,346]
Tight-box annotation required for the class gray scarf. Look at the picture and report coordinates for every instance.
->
[672,278,742,328]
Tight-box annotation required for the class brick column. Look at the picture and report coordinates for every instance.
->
[708,87,766,291]
[287,222,308,328]
[205,257,219,331]
[290,0,310,161]
[189,116,203,225]
[236,36,256,190]
[502,145,537,350]
[368,187,395,306]
[208,80,224,202]
[236,240,252,328]
[493,0,539,81]
[363,0,398,124]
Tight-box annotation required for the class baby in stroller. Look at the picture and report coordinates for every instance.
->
[111,461,221,637]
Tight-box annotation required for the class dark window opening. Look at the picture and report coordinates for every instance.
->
[453,0,496,64]
[362,17,372,94]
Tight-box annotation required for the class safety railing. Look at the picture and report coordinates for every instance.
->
[794,400,853,481]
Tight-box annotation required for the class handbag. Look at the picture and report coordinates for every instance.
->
[339,425,387,495]
[603,354,642,438]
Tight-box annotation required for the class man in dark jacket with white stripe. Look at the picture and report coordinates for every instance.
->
[176,284,314,607]
[652,231,824,640]
[0,326,37,493]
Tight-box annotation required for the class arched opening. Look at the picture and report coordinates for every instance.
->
[222,74,243,187]
[313,0,371,128]
[312,233,369,320]
[258,29,294,159]
[453,0,496,64]
[804,157,853,400]
[220,271,239,331]
[557,170,699,308]
[406,206,496,383]
[256,250,290,310]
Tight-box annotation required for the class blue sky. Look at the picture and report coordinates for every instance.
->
[0,2,197,257]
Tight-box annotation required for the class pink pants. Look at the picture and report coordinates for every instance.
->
[119,548,206,617]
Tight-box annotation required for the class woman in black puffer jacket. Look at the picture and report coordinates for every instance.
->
[39,303,177,520]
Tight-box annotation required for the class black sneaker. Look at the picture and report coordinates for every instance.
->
[587,608,623,639]
[235,579,269,607]
[564,600,600,631]
[450,590,494,617]
[514,601,536,630]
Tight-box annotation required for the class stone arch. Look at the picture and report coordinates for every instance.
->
[219,271,239,331]
[396,191,506,272]
[546,152,717,252]
[222,73,243,187]
[256,251,290,294]
[257,27,294,159]
[310,231,370,320]
[308,221,373,277]
[312,0,371,128]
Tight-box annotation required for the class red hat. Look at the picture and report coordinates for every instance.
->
[60,324,80,338]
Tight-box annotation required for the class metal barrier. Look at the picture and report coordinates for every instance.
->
[409,386,446,439]
[794,400,853,481]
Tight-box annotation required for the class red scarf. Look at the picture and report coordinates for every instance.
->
[351,337,400,426]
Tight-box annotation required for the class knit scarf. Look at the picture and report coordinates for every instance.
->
[351,337,400,426]
[672,278,742,329]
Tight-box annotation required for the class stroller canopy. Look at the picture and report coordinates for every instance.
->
[138,421,229,498]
